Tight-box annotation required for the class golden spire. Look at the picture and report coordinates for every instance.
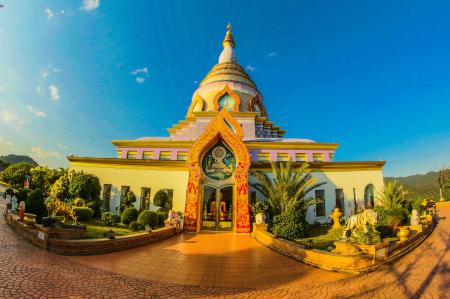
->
[222,22,235,48]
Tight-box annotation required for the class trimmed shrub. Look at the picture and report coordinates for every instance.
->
[25,189,46,224]
[121,207,139,225]
[137,210,159,228]
[374,206,406,238]
[156,212,167,227]
[153,190,172,212]
[73,207,94,222]
[272,209,308,240]
[129,221,140,231]
[87,201,100,218]
[101,212,120,227]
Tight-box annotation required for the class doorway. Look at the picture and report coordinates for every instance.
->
[201,185,233,230]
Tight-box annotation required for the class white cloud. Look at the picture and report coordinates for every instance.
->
[36,86,41,93]
[1,110,18,123]
[31,146,61,159]
[267,51,277,58]
[57,144,68,150]
[0,137,13,155]
[42,71,49,78]
[81,0,100,11]
[131,67,149,75]
[45,8,54,19]
[135,77,145,84]
[26,105,47,118]
[48,84,60,101]
[246,65,256,72]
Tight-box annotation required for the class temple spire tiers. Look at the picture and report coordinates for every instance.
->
[219,23,237,63]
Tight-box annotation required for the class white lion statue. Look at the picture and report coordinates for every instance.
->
[342,209,378,239]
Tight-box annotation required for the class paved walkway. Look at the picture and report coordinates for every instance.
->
[0,199,449,298]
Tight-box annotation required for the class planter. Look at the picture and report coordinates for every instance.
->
[23,213,37,227]
[396,226,410,242]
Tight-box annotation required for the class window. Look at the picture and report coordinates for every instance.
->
[102,184,112,211]
[159,151,171,160]
[120,186,130,211]
[140,187,151,211]
[335,189,345,214]
[295,153,307,162]
[328,153,335,161]
[257,152,271,162]
[277,153,290,162]
[364,184,375,209]
[313,153,323,162]
[177,152,188,161]
[143,151,154,160]
[127,151,137,159]
[117,150,123,158]
[315,190,325,217]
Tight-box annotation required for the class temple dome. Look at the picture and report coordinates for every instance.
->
[187,24,267,117]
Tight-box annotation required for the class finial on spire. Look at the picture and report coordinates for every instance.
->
[222,22,235,48]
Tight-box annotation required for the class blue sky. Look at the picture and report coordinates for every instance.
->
[0,0,449,177]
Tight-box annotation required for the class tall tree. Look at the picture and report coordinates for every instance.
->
[437,166,449,201]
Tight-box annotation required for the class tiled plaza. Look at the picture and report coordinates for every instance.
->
[1,199,448,298]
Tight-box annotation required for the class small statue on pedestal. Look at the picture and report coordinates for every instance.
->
[330,208,343,228]
[18,201,25,221]
[11,195,18,212]
[411,210,420,226]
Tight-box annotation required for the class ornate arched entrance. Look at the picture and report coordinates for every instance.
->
[184,109,251,233]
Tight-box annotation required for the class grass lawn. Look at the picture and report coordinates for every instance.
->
[78,219,144,239]
[295,226,344,251]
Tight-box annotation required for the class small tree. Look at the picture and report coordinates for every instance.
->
[377,180,409,210]
[438,166,449,201]
[120,191,136,212]
[153,189,172,212]
[25,189,47,224]
[49,173,71,201]
[30,166,65,196]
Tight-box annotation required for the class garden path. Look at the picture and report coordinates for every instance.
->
[0,199,449,298]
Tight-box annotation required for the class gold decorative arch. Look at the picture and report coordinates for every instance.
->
[184,109,251,233]
[249,94,268,117]
[187,92,205,116]
[212,85,241,112]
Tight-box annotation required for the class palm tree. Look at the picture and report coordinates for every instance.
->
[250,161,326,216]
[377,180,409,210]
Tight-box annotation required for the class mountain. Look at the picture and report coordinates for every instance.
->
[385,171,449,201]
[0,154,38,166]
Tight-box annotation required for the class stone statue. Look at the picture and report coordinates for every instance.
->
[342,209,378,239]
[411,210,420,226]
[330,208,343,228]
[11,195,18,212]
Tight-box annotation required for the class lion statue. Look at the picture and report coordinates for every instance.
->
[342,209,378,239]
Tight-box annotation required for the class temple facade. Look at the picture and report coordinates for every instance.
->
[69,25,384,233]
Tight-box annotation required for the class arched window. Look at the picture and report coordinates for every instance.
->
[364,184,375,209]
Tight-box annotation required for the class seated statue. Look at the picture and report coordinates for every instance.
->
[219,196,227,221]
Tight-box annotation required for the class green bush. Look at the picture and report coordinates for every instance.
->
[101,212,120,227]
[374,206,406,238]
[129,221,140,231]
[25,189,46,224]
[137,210,159,228]
[16,188,29,202]
[153,190,172,212]
[157,212,167,227]
[272,209,308,240]
[87,201,100,218]
[73,207,94,222]
[121,207,139,225]
[72,197,86,207]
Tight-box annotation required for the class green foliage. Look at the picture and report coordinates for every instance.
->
[120,191,137,212]
[25,189,46,224]
[73,207,94,222]
[101,212,120,227]
[0,162,34,189]
[121,207,139,225]
[250,162,326,217]
[374,206,405,238]
[156,212,167,227]
[72,198,86,207]
[30,166,65,196]
[68,171,101,202]
[251,201,268,215]
[377,180,409,210]
[86,201,100,218]
[16,188,29,202]
[129,221,140,231]
[137,210,159,228]
[272,209,309,240]
[153,190,172,212]
[50,173,70,200]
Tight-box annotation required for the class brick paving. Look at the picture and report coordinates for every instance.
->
[0,198,448,298]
